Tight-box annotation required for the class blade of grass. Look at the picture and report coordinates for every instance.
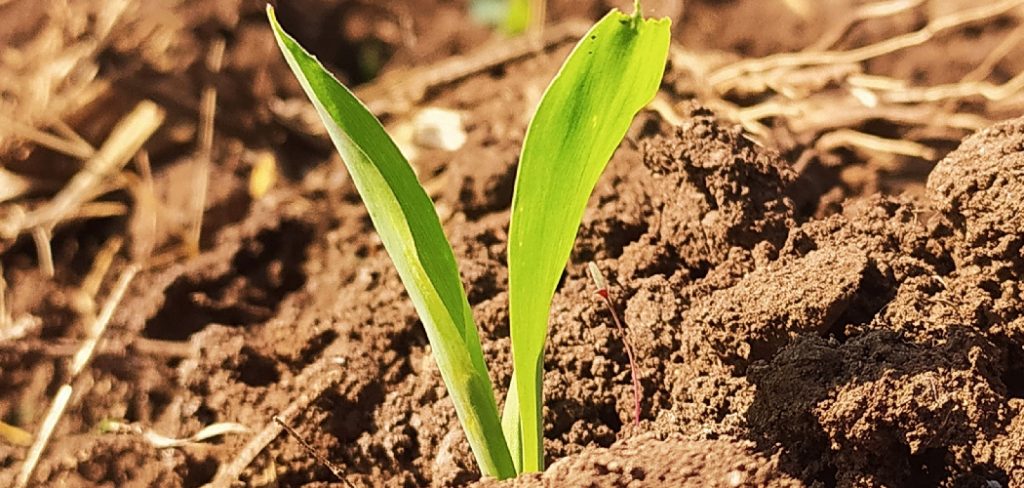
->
[267,7,515,479]
[504,4,670,472]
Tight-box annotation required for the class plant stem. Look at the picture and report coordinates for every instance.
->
[587,263,642,427]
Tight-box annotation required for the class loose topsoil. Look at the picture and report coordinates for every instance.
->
[1,1,1023,487]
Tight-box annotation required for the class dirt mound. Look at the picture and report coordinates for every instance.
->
[929,118,1024,267]
[741,120,1024,486]
[477,434,802,488]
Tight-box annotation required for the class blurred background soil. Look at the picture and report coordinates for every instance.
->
[0,0,1023,486]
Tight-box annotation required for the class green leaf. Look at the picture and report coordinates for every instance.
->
[267,7,515,479]
[504,6,671,472]
[500,376,523,472]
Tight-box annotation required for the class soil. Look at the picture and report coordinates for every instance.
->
[1,1,1023,487]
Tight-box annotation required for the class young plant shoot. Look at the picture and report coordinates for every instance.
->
[268,2,669,479]
[268,8,515,479]
[504,5,669,472]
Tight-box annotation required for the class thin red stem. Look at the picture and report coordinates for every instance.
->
[595,287,641,428]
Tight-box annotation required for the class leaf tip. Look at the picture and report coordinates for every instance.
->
[266,4,287,36]
[619,2,672,31]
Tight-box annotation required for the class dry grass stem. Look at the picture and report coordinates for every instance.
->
[80,236,124,301]
[962,23,1024,83]
[51,119,96,155]
[71,235,124,318]
[14,264,138,488]
[69,201,130,220]
[0,315,43,343]
[0,115,95,160]
[0,420,32,447]
[128,150,159,263]
[102,420,249,449]
[0,313,43,339]
[666,0,1024,169]
[874,71,1024,103]
[0,100,165,241]
[0,168,35,204]
[14,385,72,488]
[808,0,926,51]
[186,37,226,255]
[815,129,939,161]
[0,267,43,342]
[671,0,1024,159]
[709,0,1024,88]
[732,95,991,134]
[0,0,132,155]
[30,227,54,277]
[71,264,138,373]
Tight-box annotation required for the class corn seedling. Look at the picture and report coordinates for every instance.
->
[268,2,669,478]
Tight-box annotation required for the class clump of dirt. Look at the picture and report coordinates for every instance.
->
[639,104,797,272]
[743,118,1024,487]
[749,329,1010,486]
[928,117,1024,272]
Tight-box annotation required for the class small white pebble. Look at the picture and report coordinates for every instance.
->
[413,107,467,151]
[726,470,744,487]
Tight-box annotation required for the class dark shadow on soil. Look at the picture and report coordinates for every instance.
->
[144,219,312,340]
[181,453,218,488]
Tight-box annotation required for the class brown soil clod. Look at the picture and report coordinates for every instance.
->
[927,116,1024,270]
[686,244,869,368]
